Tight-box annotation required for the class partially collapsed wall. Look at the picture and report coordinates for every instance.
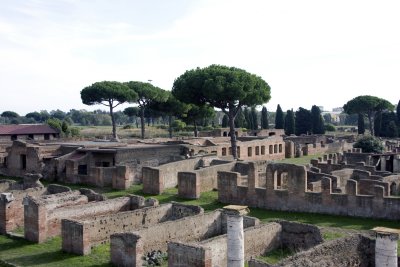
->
[248,234,375,267]
[23,186,106,243]
[0,174,71,234]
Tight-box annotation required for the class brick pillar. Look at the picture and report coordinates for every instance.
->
[24,197,47,243]
[0,193,15,234]
[62,219,91,255]
[111,233,143,267]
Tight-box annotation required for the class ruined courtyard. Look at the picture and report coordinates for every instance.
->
[0,129,399,267]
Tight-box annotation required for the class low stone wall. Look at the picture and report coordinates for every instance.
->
[192,223,282,267]
[168,220,322,267]
[0,183,72,234]
[110,210,259,267]
[43,196,136,243]
[62,202,203,255]
[248,234,375,267]
[0,187,46,234]
[24,190,89,243]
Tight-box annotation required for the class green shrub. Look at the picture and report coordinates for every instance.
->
[325,124,336,132]
[353,135,384,153]
[70,127,80,137]
[171,120,186,131]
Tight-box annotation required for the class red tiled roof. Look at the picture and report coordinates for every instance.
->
[0,124,59,135]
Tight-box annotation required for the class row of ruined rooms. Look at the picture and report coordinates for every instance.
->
[220,142,283,157]
[1,147,400,223]
[0,133,360,190]
[0,177,396,267]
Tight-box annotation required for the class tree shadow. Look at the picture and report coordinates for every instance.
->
[7,250,113,267]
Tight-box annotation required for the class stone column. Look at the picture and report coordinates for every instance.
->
[223,205,250,267]
[373,227,399,267]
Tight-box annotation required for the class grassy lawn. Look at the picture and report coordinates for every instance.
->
[1,177,399,266]
[257,247,294,265]
[0,236,111,267]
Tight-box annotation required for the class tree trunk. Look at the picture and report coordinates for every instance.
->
[194,120,198,137]
[109,105,117,140]
[368,112,375,136]
[228,109,238,159]
[140,107,145,139]
[168,115,173,138]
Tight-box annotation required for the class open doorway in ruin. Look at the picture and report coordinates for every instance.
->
[274,171,288,190]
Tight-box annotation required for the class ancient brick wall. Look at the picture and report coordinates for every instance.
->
[5,141,61,178]
[110,209,260,266]
[45,197,132,241]
[63,145,184,188]
[62,202,203,255]
[168,220,322,267]
[195,223,282,267]
[110,210,223,266]
[24,190,88,243]
[218,163,400,220]
[0,187,47,234]
[142,157,202,194]
[343,151,373,165]
[177,162,236,199]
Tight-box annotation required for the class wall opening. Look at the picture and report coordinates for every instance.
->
[261,146,265,155]
[255,146,260,155]
[248,147,252,157]
[78,164,88,175]
[274,171,288,190]
[44,134,50,140]
[269,145,273,154]
[274,144,278,154]
[279,144,283,153]
[20,154,26,170]
[390,182,397,196]
[222,147,227,156]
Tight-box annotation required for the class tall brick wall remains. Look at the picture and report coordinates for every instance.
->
[218,162,400,220]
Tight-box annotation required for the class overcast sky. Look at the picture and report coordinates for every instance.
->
[1,0,399,115]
